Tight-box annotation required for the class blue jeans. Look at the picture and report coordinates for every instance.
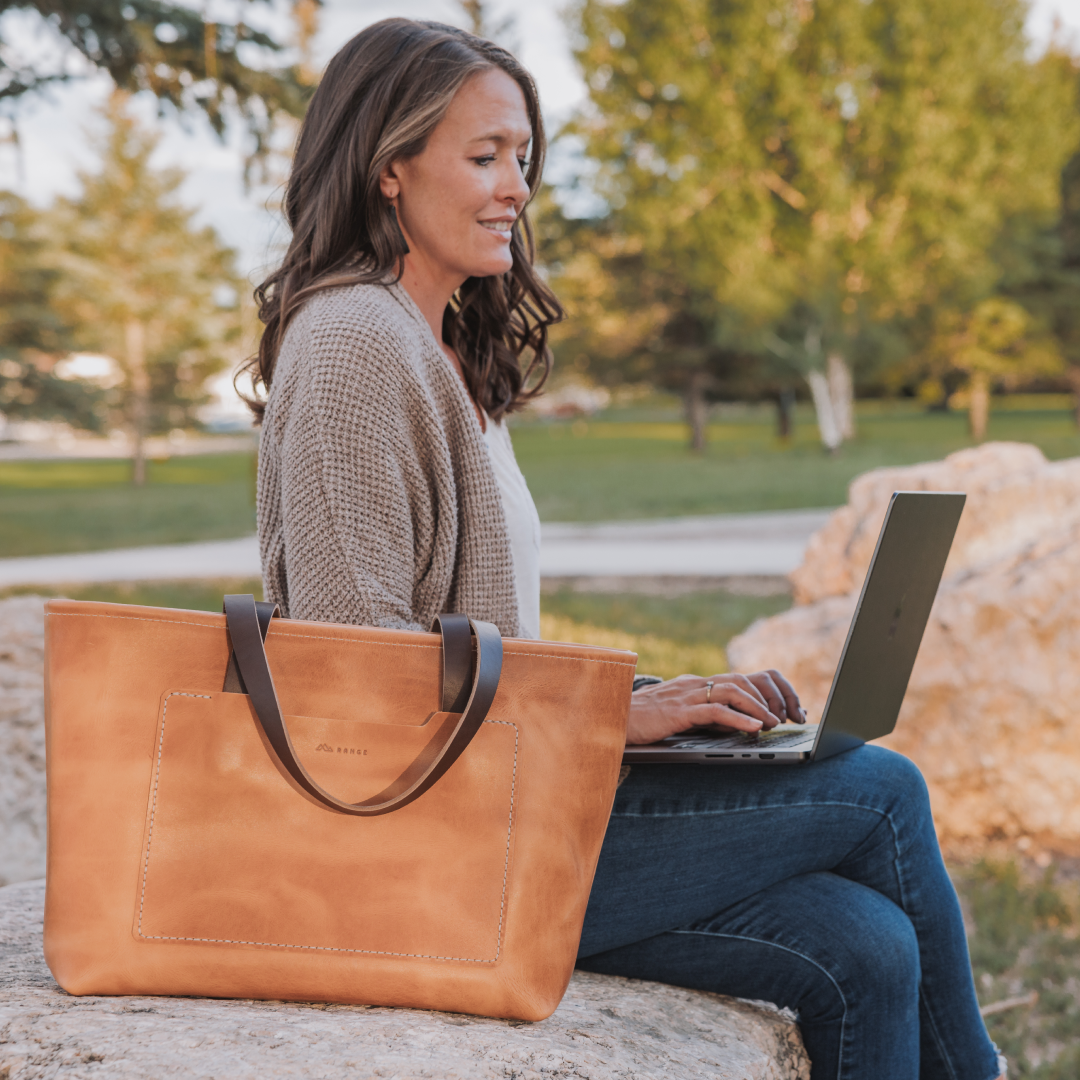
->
[577,746,1000,1080]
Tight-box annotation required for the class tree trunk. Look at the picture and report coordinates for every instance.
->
[807,369,842,452]
[126,319,149,486]
[968,371,990,441]
[827,353,855,440]
[685,369,709,453]
[776,388,795,442]
[1068,366,1080,428]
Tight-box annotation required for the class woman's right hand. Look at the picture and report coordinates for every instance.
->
[626,671,804,746]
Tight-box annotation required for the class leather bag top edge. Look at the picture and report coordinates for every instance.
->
[43,599,637,666]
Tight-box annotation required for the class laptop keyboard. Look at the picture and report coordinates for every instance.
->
[668,728,817,751]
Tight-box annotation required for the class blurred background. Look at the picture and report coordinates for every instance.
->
[2,1,1080,1071]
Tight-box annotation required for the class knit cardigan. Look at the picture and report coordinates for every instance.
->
[256,280,521,637]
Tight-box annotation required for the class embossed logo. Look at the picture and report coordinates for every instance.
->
[314,743,368,756]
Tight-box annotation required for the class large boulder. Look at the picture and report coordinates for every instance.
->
[728,442,1080,854]
[0,880,809,1079]
[0,596,47,886]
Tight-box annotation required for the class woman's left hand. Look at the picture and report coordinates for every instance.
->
[625,670,804,746]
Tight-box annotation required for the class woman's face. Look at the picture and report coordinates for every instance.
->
[382,68,533,287]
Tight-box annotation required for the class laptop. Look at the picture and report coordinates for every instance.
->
[622,490,965,766]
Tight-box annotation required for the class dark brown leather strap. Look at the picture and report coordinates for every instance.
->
[222,594,503,817]
[222,600,278,693]
[435,611,473,713]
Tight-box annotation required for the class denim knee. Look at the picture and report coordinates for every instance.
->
[850,746,932,817]
[801,891,921,1026]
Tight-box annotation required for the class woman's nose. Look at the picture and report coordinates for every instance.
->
[499,161,531,205]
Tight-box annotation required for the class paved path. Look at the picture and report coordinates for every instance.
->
[0,508,833,588]
[541,509,831,578]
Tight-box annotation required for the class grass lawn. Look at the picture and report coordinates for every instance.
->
[6,575,1075,1074]
[539,584,791,678]
[0,397,1075,555]
[0,453,256,558]
[512,399,1080,521]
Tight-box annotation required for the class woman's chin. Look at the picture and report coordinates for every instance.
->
[464,256,515,279]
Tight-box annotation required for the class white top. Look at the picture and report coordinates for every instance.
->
[482,417,541,639]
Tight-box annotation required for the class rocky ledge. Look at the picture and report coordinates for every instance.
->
[0,881,809,1080]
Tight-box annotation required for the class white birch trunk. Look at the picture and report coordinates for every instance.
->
[807,368,842,452]
[827,353,855,440]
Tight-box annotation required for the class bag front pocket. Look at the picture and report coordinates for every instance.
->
[136,691,518,963]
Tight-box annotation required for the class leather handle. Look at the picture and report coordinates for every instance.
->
[222,600,278,693]
[222,595,503,817]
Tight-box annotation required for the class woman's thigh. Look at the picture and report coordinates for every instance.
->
[578,871,922,1080]
[580,744,932,956]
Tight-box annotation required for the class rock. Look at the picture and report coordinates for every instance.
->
[728,442,1080,854]
[0,597,48,887]
[790,442,1076,605]
[0,880,810,1080]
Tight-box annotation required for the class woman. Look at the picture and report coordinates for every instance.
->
[247,18,1004,1080]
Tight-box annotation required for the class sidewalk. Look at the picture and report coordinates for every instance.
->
[0,508,833,588]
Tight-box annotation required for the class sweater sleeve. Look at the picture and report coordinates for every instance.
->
[259,300,449,631]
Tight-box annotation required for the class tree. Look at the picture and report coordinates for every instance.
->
[0,0,316,171]
[46,94,245,483]
[924,298,1062,439]
[553,0,1080,449]
[0,190,107,431]
[991,144,1080,423]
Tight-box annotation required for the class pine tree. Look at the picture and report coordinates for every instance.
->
[0,191,106,431]
[1,0,315,169]
[47,93,244,484]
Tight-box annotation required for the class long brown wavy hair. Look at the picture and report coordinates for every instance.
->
[241,18,562,422]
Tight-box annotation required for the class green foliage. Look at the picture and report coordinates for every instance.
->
[929,298,1064,386]
[0,0,314,165]
[44,95,246,454]
[964,858,1080,1077]
[0,191,66,355]
[968,858,1072,975]
[550,0,1080,430]
[0,191,105,428]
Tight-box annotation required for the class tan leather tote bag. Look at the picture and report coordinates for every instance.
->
[43,594,635,1021]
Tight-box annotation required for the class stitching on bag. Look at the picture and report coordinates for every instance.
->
[47,613,636,666]
[49,612,221,630]
[490,719,517,959]
[137,694,518,964]
[271,632,635,667]
[138,692,212,939]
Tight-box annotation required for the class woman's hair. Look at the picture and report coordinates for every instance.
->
[241,18,562,422]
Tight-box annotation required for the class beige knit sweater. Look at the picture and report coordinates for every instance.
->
[257,280,521,636]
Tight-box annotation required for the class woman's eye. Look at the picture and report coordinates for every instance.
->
[518,158,530,172]
[473,155,496,167]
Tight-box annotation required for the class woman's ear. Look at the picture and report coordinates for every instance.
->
[379,161,401,203]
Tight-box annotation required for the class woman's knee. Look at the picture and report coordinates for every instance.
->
[838,744,932,815]
[837,895,920,1016]
[769,874,922,1025]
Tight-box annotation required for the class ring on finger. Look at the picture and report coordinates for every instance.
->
[705,680,713,705]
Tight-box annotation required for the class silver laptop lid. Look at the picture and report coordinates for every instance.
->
[809,490,965,761]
